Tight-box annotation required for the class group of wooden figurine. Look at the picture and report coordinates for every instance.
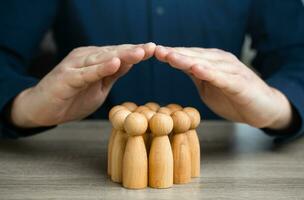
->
[107,102,201,189]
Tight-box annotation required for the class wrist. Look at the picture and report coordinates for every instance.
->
[10,87,42,128]
[265,88,293,130]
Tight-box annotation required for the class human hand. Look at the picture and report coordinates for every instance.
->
[11,43,156,128]
[155,46,292,130]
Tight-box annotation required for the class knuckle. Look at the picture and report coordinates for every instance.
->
[85,55,97,64]
[56,65,71,76]
[70,47,86,56]
[76,68,89,86]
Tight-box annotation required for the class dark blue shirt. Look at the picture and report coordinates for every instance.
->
[0,0,304,142]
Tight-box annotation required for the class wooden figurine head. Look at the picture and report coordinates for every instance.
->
[166,103,183,112]
[149,113,173,136]
[121,102,138,112]
[134,105,150,113]
[108,105,127,122]
[140,109,156,121]
[145,102,160,112]
[124,112,148,136]
[183,107,201,129]
[111,109,131,131]
[171,111,191,133]
[140,110,156,133]
[158,107,172,115]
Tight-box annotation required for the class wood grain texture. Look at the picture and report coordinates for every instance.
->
[0,121,304,200]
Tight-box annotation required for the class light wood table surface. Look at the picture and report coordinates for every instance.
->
[0,121,304,200]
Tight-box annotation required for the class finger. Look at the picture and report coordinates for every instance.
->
[118,47,145,64]
[65,51,114,68]
[191,64,243,95]
[165,52,198,71]
[141,42,156,60]
[170,52,240,74]
[157,45,237,64]
[172,47,225,61]
[100,44,150,88]
[155,45,171,62]
[106,47,147,80]
[98,44,139,52]
[67,44,143,68]
[84,45,140,66]
[67,57,121,88]
[61,46,101,67]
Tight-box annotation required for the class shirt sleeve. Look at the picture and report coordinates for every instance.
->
[0,1,59,139]
[247,0,304,143]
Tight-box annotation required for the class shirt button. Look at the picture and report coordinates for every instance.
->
[156,6,165,16]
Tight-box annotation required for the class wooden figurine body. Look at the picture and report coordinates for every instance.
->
[186,129,200,177]
[107,129,117,176]
[107,105,126,176]
[149,113,174,188]
[123,113,148,189]
[171,111,192,184]
[183,107,201,177]
[110,109,131,183]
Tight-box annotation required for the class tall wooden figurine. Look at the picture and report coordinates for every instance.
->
[107,105,126,176]
[111,109,131,183]
[149,113,174,188]
[171,110,192,184]
[183,107,201,177]
[123,113,148,189]
[140,109,156,152]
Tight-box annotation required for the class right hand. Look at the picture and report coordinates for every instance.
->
[10,43,156,128]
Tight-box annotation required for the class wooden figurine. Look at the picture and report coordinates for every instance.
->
[149,113,174,188]
[171,110,192,184]
[134,105,150,113]
[158,107,172,115]
[107,105,126,176]
[140,109,156,151]
[122,102,137,111]
[166,103,183,112]
[145,102,160,112]
[183,107,201,177]
[123,113,148,189]
[111,109,131,183]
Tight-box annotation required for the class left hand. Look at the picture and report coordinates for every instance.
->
[155,46,292,130]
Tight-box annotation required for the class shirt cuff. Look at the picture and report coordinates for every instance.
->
[263,75,304,144]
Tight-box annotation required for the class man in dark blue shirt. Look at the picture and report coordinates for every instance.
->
[0,0,303,143]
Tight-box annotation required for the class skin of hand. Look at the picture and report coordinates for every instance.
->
[155,45,293,130]
[10,43,156,128]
